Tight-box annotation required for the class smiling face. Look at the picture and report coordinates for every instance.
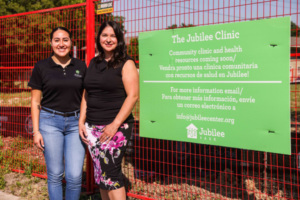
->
[50,29,71,58]
[99,26,118,56]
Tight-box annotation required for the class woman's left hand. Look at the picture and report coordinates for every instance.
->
[99,122,119,143]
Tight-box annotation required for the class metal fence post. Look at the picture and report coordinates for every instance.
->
[85,0,95,193]
[86,0,95,66]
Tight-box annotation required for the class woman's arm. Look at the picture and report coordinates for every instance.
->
[99,59,139,143]
[79,90,89,144]
[31,89,44,151]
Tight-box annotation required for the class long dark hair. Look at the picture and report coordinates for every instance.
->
[50,27,72,57]
[96,21,127,68]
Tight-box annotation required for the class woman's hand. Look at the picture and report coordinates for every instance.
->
[33,131,44,151]
[79,122,89,145]
[99,122,119,143]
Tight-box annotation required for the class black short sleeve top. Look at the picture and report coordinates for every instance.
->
[28,57,87,112]
[84,57,134,125]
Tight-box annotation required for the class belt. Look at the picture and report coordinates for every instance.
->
[41,107,79,117]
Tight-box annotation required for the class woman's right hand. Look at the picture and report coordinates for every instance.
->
[79,123,89,145]
[33,131,44,151]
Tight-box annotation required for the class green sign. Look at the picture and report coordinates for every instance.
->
[139,17,291,155]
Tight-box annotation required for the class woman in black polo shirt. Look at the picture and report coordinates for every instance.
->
[79,21,139,199]
[28,27,86,200]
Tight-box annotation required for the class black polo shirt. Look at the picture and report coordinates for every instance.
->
[84,57,134,125]
[28,57,87,112]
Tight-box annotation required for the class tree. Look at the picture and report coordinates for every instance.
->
[96,13,126,32]
[0,7,86,66]
[0,0,86,90]
[167,23,194,29]
[291,21,300,37]
[0,1,127,90]
[127,37,138,64]
[0,0,87,65]
[0,0,85,16]
[0,1,127,65]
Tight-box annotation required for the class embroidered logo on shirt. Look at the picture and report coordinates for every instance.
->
[74,70,82,78]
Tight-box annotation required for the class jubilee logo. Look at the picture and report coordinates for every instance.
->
[186,123,226,142]
[74,70,82,78]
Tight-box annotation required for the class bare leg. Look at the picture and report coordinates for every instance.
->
[107,187,126,200]
[100,189,110,200]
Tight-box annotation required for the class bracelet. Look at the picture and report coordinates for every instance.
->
[32,130,40,136]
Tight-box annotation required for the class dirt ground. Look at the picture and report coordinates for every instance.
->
[1,167,291,200]
[1,172,48,200]
[1,170,238,200]
[0,161,295,200]
[1,125,299,200]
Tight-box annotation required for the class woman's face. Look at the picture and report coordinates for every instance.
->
[100,26,118,54]
[50,29,71,58]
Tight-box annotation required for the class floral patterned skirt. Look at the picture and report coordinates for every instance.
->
[85,122,133,190]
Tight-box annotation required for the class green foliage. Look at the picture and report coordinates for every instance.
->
[167,23,194,29]
[0,157,8,190]
[10,136,32,151]
[0,175,6,189]
[24,161,33,178]
[0,135,3,148]
[0,148,45,174]
[0,0,87,73]
[0,136,45,175]
[16,181,22,187]
[0,10,86,62]
[96,14,126,32]
[127,37,139,62]
[33,159,46,174]
[0,0,126,70]
[291,21,300,37]
[0,0,86,16]
[33,177,40,183]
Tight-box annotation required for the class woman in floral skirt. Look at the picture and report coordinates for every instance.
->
[79,21,139,200]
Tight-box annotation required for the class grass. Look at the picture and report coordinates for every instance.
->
[10,136,32,151]
[0,136,3,148]
[0,172,49,199]
[0,176,6,189]
[0,91,31,107]
[0,136,46,175]
[0,159,10,190]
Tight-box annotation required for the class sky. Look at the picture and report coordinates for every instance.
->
[104,0,300,37]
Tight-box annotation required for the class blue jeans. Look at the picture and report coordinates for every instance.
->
[39,108,85,200]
